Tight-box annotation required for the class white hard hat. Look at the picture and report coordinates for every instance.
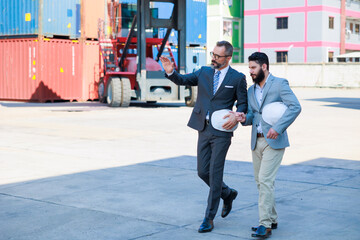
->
[211,109,238,132]
[262,102,288,126]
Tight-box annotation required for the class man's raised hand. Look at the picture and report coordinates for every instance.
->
[159,56,175,74]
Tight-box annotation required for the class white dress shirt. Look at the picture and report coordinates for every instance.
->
[206,65,230,119]
[213,65,229,94]
[255,73,271,133]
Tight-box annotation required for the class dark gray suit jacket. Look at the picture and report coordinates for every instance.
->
[166,66,247,137]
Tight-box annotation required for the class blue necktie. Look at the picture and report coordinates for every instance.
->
[213,71,220,95]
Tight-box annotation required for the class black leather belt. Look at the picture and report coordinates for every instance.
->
[257,133,264,137]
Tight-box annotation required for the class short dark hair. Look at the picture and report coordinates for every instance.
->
[216,41,233,56]
[248,52,269,70]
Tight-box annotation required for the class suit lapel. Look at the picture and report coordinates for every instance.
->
[212,66,232,99]
[250,85,260,110]
[259,74,274,109]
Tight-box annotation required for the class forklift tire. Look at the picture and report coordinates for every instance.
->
[185,86,197,107]
[98,78,106,103]
[120,77,131,107]
[107,77,122,107]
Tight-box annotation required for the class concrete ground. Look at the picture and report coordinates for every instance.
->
[0,88,359,240]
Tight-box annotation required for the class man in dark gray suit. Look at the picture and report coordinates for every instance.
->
[160,41,247,233]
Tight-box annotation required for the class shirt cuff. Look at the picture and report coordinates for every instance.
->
[167,70,175,76]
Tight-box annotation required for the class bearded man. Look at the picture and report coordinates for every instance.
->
[235,52,301,238]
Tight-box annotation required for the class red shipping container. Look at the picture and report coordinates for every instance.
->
[0,38,99,102]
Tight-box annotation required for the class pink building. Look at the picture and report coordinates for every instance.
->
[244,0,360,63]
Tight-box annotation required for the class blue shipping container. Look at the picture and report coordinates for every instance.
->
[153,0,207,46]
[0,0,81,39]
[153,46,206,73]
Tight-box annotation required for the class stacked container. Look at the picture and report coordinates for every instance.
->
[0,0,105,102]
[153,0,207,47]
[151,0,207,73]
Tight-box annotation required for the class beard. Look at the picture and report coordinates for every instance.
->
[251,68,265,84]
[211,60,226,69]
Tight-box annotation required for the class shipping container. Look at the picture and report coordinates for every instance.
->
[0,0,104,39]
[153,46,206,73]
[81,0,105,39]
[0,38,99,101]
[152,0,207,46]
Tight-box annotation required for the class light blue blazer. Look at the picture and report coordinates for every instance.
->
[243,74,301,150]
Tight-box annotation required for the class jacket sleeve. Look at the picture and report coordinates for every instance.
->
[165,68,202,86]
[243,97,254,126]
[272,79,302,134]
[235,73,248,113]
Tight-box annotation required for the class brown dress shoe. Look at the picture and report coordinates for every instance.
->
[221,189,238,218]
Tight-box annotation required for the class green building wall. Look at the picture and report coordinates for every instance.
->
[207,0,244,63]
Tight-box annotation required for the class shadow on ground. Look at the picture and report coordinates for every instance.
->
[306,97,360,110]
[1,156,359,240]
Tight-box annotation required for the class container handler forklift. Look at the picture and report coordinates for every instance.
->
[98,0,197,107]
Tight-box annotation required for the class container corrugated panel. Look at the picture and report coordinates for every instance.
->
[39,39,82,100]
[154,0,207,46]
[0,39,40,100]
[0,0,81,39]
[186,0,207,46]
[153,46,206,74]
[0,0,39,36]
[0,38,99,101]
[82,40,100,100]
[42,0,81,39]
[82,1,105,39]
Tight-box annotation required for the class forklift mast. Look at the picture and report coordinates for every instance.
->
[137,0,186,89]
[98,0,197,107]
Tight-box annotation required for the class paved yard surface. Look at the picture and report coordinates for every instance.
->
[1,88,359,239]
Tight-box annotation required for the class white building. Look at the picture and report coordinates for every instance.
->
[244,0,360,63]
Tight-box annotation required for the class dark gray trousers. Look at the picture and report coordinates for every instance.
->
[197,125,232,220]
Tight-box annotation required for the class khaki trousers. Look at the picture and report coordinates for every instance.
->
[252,137,285,228]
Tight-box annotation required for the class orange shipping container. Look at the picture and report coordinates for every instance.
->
[81,0,106,39]
[0,38,99,102]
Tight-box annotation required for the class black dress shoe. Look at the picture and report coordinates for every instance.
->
[251,225,272,238]
[252,223,277,231]
[198,218,214,233]
[221,189,238,218]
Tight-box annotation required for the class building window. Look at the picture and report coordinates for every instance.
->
[329,16,334,29]
[328,52,334,62]
[276,51,288,63]
[223,20,233,37]
[276,17,288,29]
[356,24,360,34]
[350,23,353,32]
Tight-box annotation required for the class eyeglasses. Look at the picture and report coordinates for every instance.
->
[210,52,230,60]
